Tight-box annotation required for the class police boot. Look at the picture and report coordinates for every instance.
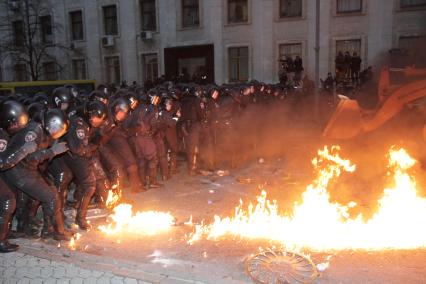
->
[41,213,54,239]
[53,212,74,241]
[0,200,19,253]
[0,220,19,253]
[148,166,163,189]
[75,195,92,231]
[128,165,146,193]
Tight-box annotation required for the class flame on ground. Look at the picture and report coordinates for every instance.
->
[188,146,426,251]
[98,204,175,236]
[105,189,122,209]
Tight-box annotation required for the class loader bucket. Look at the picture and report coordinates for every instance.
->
[322,99,364,139]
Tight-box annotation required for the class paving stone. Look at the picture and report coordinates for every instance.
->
[37,259,51,267]
[96,277,111,284]
[53,267,66,278]
[27,267,41,278]
[124,278,138,284]
[82,277,97,284]
[17,278,30,284]
[69,278,84,284]
[29,279,43,284]
[56,279,70,284]
[65,266,79,278]
[42,278,56,284]
[4,267,17,278]
[78,269,92,279]
[3,278,18,284]
[91,270,104,278]
[15,268,29,278]
[14,258,28,267]
[110,276,124,284]
[138,281,152,284]
[40,267,53,278]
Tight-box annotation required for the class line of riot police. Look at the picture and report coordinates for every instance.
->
[0,79,298,253]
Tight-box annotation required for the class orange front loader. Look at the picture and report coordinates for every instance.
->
[323,67,426,139]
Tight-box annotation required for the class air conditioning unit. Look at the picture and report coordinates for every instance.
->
[140,31,153,41]
[101,36,115,47]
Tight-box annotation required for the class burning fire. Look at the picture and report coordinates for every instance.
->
[105,189,122,209]
[98,204,175,236]
[189,146,426,251]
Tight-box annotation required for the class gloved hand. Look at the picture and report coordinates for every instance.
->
[50,142,69,155]
[23,141,38,154]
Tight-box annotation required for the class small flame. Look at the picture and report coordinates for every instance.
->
[98,204,175,236]
[105,189,122,209]
[188,146,426,251]
[68,233,82,251]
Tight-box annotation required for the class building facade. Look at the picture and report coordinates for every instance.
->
[0,0,425,85]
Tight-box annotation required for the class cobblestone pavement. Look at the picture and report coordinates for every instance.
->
[0,251,148,284]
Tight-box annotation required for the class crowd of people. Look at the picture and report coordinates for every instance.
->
[0,79,302,253]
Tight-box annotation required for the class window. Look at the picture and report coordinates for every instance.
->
[43,62,56,80]
[14,64,27,81]
[105,56,121,85]
[142,54,158,82]
[12,20,25,47]
[103,5,118,35]
[182,0,200,28]
[228,0,248,24]
[337,0,362,13]
[70,11,84,40]
[336,39,361,55]
[39,15,52,43]
[140,0,156,31]
[279,0,302,18]
[400,0,426,8]
[72,59,87,80]
[228,47,249,82]
[279,43,302,61]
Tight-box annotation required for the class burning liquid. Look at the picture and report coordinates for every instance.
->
[189,146,426,251]
[98,204,175,236]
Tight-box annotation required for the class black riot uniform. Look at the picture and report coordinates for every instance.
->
[92,97,130,194]
[179,93,201,175]
[162,98,180,175]
[126,99,161,189]
[148,94,169,181]
[106,91,147,193]
[1,103,71,241]
[63,101,107,230]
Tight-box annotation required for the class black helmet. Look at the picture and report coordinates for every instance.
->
[85,101,108,128]
[33,93,49,106]
[126,91,139,110]
[51,87,72,111]
[0,100,29,134]
[42,109,69,139]
[89,90,109,105]
[110,97,130,123]
[63,84,79,98]
[96,84,108,96]
[27,102,45,122]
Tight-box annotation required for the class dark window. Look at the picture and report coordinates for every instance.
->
[72,59,87,79]
[228,0,248,23]
[103,5,118,35]
[14,64,27,81]
[228,47,249,82]
[43,62,56,80]
[182,0,200,27]
[280,0,302,18]
[105,56,121,84]
[400,0,426,8]
[70,11,84,40]
[12,20,25,47]
[336,39,361,55]
[39,15,52,43]
[142,54,158,82]
[140,0,156,31]
[337,0,362,13]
